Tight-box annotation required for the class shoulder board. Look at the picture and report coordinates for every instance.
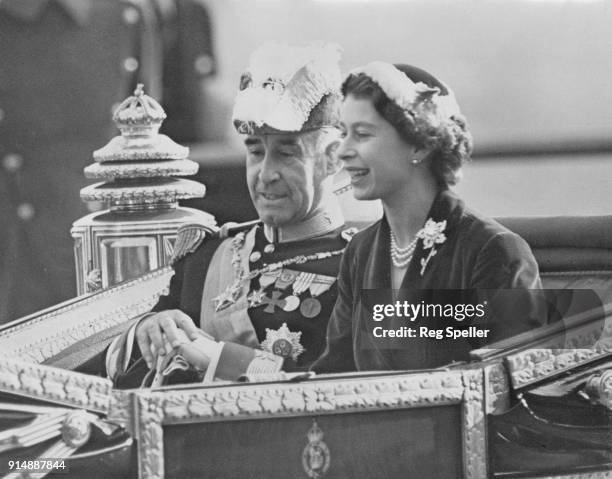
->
[171,223,218,263]
[218,219,262,239]
[341,227,359,243]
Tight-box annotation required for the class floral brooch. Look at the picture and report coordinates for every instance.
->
[416,219,447,276]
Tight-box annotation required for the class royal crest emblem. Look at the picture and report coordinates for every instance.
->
[302,420,330,479]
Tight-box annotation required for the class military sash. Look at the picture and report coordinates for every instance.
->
[199,226,260,348]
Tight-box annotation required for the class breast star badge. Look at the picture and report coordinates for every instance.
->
[261,323,305,361]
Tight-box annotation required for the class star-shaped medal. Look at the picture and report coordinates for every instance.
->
[212,285,241,312]
[247,288,266,308]
[261,323,304,361]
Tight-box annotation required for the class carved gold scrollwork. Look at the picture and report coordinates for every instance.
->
[0,267,173,365]
[156,372,468,424]
[135,370,487,479]
[137,394,164,479]
[462,370,487,479]
[108,389,133,432]
[507,347,612,390]
[484,362,510,414]
[0,359,113,413]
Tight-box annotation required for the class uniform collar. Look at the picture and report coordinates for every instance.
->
[263,200,344,244]
[1,0,93,25]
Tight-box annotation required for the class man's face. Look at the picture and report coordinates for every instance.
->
[244,131,325,227]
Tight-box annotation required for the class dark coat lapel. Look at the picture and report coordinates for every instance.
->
[366,217,391,290]
[386,189,467,369]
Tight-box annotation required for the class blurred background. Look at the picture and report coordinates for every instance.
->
[195,0,612,218]
[1,0,611,322]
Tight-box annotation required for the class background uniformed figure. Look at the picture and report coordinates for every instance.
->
[0,0,216,323]
[154,0,217,143]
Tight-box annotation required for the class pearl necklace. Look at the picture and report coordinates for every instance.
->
[390,230,418,268]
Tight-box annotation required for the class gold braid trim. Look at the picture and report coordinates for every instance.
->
[171,224,216,263]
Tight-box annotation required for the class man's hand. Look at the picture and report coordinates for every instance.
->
[176,338,213,371]
[136,310,201,368]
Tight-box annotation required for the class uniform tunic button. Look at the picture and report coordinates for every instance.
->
[123,57,139,72]
[2,153,23,172]
[17,203,35,221]
[194,55,214,75]
[122,7,139,25]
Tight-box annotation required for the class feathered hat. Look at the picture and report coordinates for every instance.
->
[232,42,342,134]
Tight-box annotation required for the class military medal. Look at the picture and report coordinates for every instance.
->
[212,285,242,312]
[275,269,300,290]
[262,291,286,313]
[292,272,317,317]
[252,270,300,312]
[309,275,335,297]
[299,274,336,318]
[300,297,322,318]
[271,269,300,311]
[283,295,300,312]
[247,288,266,307]
[261,323,304,361]
[292,272,315,296]
[212,239,344,314]
[259,270,280,288]
[251,289,299,312]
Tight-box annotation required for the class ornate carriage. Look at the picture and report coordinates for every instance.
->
[0,216,610,479]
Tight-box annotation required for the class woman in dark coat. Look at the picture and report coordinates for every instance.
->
[313,62,546,373]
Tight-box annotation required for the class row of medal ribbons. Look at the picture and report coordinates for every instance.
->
[247,268,336,318]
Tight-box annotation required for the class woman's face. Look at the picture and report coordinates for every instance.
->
[337,94,420,202]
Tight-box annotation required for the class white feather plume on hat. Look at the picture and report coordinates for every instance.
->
[232,42,342,133]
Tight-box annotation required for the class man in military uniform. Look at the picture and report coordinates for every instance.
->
[102,43,354,387]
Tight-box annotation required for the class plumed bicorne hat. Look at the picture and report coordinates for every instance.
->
[232,43,342,134]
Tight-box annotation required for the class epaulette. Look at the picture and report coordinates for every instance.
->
[341,227,359,243]
[218,219,262,239]
[171,223,218,263]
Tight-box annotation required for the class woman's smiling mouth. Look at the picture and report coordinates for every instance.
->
[345,167,370,183]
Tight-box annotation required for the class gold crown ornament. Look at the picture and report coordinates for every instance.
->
[72,85,215,295]
[80,84,205,208]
